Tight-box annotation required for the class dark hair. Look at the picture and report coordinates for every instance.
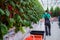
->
[45,10,48,12]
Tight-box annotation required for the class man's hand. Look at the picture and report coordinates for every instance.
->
[50,18,54,22]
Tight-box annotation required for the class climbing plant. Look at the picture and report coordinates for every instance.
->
[0,0,44,40]
[50,6,60,17]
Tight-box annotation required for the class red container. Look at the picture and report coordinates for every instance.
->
[25,35,42,40]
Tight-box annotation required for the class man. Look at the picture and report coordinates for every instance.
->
[42,10,51,36]
[58,16,60,28]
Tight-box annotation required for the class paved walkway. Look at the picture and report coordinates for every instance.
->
[46,21,60,40]
[31,21,60,40]
[24,21,60,40]
[4,21,60,40]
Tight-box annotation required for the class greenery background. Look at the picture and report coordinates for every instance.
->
[0,0,44,40]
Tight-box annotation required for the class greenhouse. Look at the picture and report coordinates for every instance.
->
[0,0,60,40]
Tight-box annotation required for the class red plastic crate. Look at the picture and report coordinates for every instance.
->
[25,35,42,40]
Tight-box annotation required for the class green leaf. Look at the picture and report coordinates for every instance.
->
[23,20,31,26]
[10,1,16,8]
[9,18,15,23]
[0,23,8,35]
[19,27,25,33]
[21,1,26,6]
[23,14,29,20]
[19,8,24,13]
[9,18,15,27]
[20,0,23,3]
[5,9,10,17]
[14,14,21,23]
[16,4,20,9]
[0,9,5,15]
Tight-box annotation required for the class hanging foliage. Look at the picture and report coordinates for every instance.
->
[0,0,44,40]
[50,6,60,17]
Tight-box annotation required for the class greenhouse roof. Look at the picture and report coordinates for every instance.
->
[39,0,60,10]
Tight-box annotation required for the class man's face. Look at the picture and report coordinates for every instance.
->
[45,12,47,14]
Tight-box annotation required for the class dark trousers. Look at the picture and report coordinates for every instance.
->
[58,16,60,28]
[45,23,51,35]
[58,22,60,28]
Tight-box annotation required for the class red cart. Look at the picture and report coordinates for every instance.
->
[25,31,45,40]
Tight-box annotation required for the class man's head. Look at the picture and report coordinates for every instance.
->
[45,10,48,13]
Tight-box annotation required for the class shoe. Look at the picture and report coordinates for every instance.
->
[49,34,51,36]
[46,34,48,36]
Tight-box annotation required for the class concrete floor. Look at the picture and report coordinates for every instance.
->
[4,21,60,40]
[46,21,60,40]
